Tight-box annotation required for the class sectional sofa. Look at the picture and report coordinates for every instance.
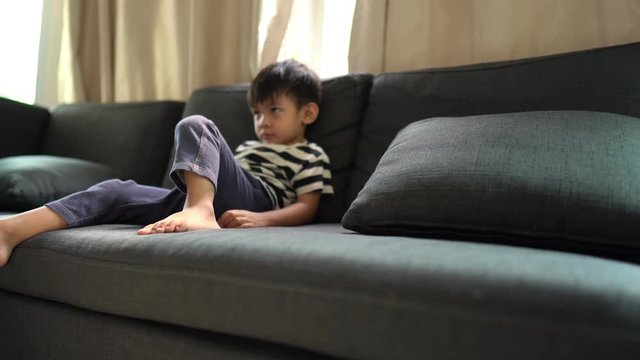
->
[1,42,639,359]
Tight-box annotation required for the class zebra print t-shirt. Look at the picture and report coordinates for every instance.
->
[234,140,334,209]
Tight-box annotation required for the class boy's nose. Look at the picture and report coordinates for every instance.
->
[258,116,270,127]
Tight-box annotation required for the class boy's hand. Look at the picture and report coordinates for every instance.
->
[219,210,269,228]
[219,192,321,228]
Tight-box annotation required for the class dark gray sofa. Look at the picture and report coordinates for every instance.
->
[1,42,640,359]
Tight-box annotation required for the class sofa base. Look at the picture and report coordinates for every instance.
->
[0,289,335,360]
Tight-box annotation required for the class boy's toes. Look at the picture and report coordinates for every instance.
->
[137,223,156,235]
[163,221,177,233]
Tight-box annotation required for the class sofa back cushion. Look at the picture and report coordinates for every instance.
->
[172,74,373,222]
[0,98,49,157]
[348,41,640,205]
[42,101,185,186]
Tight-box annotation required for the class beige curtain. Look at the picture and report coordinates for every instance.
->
[350,0,640,74]
[51,0,260,105]
[41,0,349,106]
[44,0,639,104]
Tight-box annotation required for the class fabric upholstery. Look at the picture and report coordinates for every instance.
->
[0,97,49,157]
[0,289,333,360]
[0,155,120,212]
[174,74,373,222]
[342,111,640,257]
[42,101,184,186]
[348,42,640,205]
[1,224,639,360]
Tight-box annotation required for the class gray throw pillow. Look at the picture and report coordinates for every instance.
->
[0,155,120,211]
[342,111,640,255]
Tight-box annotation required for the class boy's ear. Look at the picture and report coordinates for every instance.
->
[301,102,320,125]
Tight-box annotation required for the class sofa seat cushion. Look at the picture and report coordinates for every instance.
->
[1,224,639,359]
[343,111,640,258]
[0,155,120,212]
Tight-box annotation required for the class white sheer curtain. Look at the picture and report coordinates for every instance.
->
[0,1,43,104]
[257,0,356,77]
[349,0,640,74]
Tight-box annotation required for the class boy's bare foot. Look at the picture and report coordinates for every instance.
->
[0,222,15,267]
[0,243,11,268]
[137,206,220,235]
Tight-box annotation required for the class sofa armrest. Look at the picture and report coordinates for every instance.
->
[42,101,185,186]
[0,98,50,157]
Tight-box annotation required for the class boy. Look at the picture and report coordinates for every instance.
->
[0,59,333,267]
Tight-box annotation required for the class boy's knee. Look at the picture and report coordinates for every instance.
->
[175,115,223,143]
[176,115,219,134]
[91,179,133,191]
[85,179,134,203]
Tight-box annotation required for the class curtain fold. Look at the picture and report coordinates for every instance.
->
[349,0,640,74]
[36,0,64,107]
[348,0,387,74]
[259,0,294,67]
[47,0,260,105]
[57,0,85,103]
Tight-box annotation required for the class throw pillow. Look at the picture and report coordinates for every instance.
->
[342,111,640,255]
[0,155,120,211]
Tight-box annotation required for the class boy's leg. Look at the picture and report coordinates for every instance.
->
[138,115,221,234]
[0,207,66,267]
[170,115,272,216]
[140,115,271,234]
[0,179,186,265]
[46,179,185,228]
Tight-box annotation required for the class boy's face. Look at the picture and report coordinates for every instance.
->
[251,93,318,145]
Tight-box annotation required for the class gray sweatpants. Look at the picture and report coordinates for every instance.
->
[46,115,272,228]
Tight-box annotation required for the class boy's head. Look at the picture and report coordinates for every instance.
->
[248,59,322,109]
[248,60,322,145]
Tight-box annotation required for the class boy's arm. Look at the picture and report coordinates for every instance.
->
[218,191,321,228]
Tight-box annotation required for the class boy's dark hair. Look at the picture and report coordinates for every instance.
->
[248,59,322,109]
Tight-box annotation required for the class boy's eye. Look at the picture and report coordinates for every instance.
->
[271,107,281,113]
